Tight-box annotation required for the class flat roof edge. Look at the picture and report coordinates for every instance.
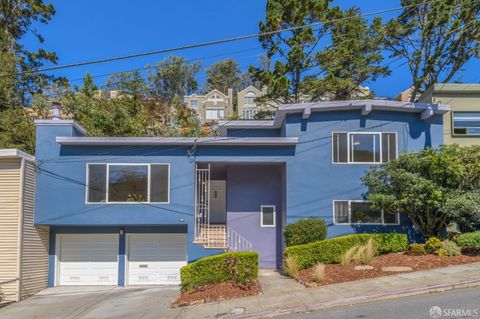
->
[56,136,298,146]
[0,149,35,161]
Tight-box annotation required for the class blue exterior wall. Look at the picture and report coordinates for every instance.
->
[35,108,444,282]
[281,110,443,240]
[226,128,281,137]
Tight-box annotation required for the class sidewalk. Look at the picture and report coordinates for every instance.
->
[177,262,480,319]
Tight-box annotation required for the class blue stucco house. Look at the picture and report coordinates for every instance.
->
[34,100,449,287]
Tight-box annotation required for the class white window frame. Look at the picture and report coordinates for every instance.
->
[260,205,276,227]
[452,111,480,136]
[85,163,170,204]
[205,108,225,120]
[331,131,398,165]
[332,200,399,225]
[190,99,198,108]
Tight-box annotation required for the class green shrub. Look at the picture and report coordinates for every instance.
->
[180,252,258,292]
[456,231,480,254]
[406,243,426,255]
[437,248,448,256]
[438,240,461,257]
[284,218,328,246]
[425,237,443,253]
[284,233,408,269]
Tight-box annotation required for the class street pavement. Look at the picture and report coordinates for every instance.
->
[278,286,480,319]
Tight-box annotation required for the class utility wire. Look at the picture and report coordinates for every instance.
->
[1,3,436,77]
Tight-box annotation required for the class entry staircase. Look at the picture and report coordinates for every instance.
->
[195,165,253,252]
[194,224,253,251]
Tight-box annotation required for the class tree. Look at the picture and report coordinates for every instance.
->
[240,71,262,90]
[0,0,57,154]
[0,107,35,154]
[0,0,57,105]
[78,73,98,98]
[384,0,480,101]
[363,145,480,238]
[306,7,389,100]
[147,56,200,101]
[104,71,147,100]
[249,0,332,104]
[204,59,241,94]
[168,96,204,137]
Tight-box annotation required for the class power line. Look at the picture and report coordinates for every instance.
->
[3,4,427,77]
[68,47,265,83]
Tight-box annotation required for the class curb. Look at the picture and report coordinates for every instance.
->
[222,278,480,319]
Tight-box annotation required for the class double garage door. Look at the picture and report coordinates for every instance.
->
[57,234,186,286]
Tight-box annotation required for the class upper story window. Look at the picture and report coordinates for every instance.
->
[452,112,480,135]
[208,93,224,105]
[206,109,225,120]
[333,200,399,225]
[86,163,169,204]
[244,91,256,105]
[332,132,397,164]
[190,99,198,108]
[242,109,257,119]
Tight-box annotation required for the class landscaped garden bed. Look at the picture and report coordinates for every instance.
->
[295,252,480,286]
[283,227,480,288]
[172,251,260,307]
[172,279,262,307]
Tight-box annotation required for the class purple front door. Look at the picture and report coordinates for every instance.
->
[226,165,283,268]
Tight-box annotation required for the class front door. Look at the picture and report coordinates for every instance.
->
[209,180,226,224]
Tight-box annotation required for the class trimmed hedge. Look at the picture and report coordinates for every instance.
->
[284,218,328,246]
[284,233,408,269]
[180,252,258,292]
[456,231,480,254]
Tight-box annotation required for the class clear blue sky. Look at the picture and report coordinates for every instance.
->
[24,0,480,98]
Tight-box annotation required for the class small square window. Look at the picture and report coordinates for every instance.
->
[261,205,275,227]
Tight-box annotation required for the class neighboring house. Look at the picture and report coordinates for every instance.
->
[184,89,234,123]
[0,149,49,303]
[34,99,448,286]
[418,83,480,146]
[395,86,420,102]
[237,85,277,119]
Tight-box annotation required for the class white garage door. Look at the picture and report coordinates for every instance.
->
[58,234,119,286]
[127,234,187,285]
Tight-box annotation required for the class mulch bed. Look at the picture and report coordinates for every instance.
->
[172,280,262,308]
[296,253,480,287]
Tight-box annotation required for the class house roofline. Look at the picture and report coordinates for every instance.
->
[55,136,298,146]
[218,99,450,134]
[0,149,35,161]
[35,119,87,135]
[428,83,480,94]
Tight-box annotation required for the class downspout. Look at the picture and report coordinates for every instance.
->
[16,157,26,302]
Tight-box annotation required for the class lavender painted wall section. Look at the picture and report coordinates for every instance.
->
[226,165,283,268]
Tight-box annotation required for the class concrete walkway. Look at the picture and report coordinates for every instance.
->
[0,263,479,319]
[178,262,480,319]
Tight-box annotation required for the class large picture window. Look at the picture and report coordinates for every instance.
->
[333,200,399,225]
[333,132,397,164]
[86,164,169,203]
[452,112,480,135]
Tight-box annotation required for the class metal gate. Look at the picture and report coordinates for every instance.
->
[194,164,210,243]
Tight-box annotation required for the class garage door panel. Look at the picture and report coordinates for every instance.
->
[127,234,187,285]
[58,234,119,286]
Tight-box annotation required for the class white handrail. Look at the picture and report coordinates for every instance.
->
[227,226,253,252]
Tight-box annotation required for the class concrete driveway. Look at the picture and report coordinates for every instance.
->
[0,286,182,319]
